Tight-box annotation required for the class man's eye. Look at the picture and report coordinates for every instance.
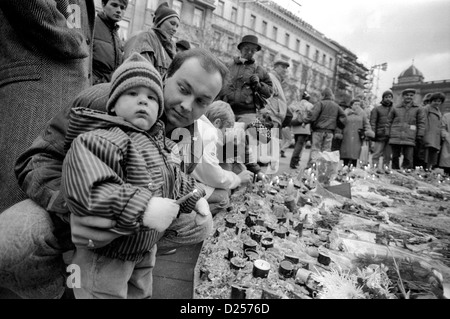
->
[179,85,188,94]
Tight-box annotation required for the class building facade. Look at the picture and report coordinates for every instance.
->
[391,64,450,114]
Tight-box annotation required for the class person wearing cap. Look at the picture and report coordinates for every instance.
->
[176,39,191,53]
[386,88,425,170]
[1,48,227,299]
[220,34,273,174]
[266,60,292,159]
[289,91,314,169]
[92,0,128,84]
[123,2,179,76]
[423,92,445,170]
[413,93,432,167]
[370,89,394,169]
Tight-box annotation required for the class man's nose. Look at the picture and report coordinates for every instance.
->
[180,96,194,112]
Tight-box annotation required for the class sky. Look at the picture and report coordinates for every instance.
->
[273,0,450,99]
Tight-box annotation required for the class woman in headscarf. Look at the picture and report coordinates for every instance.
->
[339,99,374,167]
[123,2,179,77]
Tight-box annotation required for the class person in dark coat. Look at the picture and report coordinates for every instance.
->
[387,88,426,169]
[304,87,347,166]
[413,93,432,167]
[0,0,95,214]
[370,89,394,169]
[92,0,128,84]
[423,92,445,170]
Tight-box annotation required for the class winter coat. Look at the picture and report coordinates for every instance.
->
[305,98,347,133]
[439,113,450,168]
[387,103,426,146]
[290,99,313,135]
[339,107,374,160]
[92,12,124,84]
[123,28,175,77]
[370,102,392,142]
[0,0,95,212]
[221,57,273,117]
[62,107,204,261]
[265,71,287,127]
[423,104,442,150]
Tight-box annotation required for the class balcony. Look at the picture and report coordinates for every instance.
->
[186,0,216,10]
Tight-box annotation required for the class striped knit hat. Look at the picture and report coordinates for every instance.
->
[153,2,179,28]
[106,52,164,118]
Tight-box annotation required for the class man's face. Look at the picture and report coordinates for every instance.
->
[402,93,415,104]
[103,0,127,22]
[240,44,259,60]
[164,58,223,130]
[274,64,288,78]
[383,95,393,103]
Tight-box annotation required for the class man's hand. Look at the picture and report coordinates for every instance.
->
[238,170,253,185]
[143,197,179,232]
[70,214,121,248]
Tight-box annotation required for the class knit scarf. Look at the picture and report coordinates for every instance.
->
[381,100,393,107]
[153,27,176,60]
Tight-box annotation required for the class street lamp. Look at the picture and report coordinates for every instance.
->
[371,62,388,102]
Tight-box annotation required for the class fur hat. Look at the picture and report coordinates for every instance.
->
[382,90,393,99]
[106,52,164,118]
[237,35,261,51]
[401,88,416,96]
[153,2,179,28]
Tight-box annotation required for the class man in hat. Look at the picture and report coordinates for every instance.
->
[370,89,394,169]
[220,34,273,173]
[176,39,191,54]
[413,92,432,167]
[92,0,128,84]
[267,60,291,158]
[386,88,425,169]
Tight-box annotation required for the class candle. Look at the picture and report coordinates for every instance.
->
[175,189,198,204]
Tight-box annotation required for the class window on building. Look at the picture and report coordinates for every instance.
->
[217,0,225,17]
[262,20,268,36]
[146,0,154,9]
[118,20,129,42]
[193,7,204,28]
[173,0,183,15]
[213,31,221,49]
[257,54,264,66]
[272,26,278,41]
[315,50,319,62]
[296,39,300,52]
[231,7,237,23]
[329,57,333,69]
[227,36,234,52]
[285,33,290,47]
[269,53,275,64]
[322,54,326,65]
[292,62,299,77]
[305,45,310,58]
[250,14,256,29]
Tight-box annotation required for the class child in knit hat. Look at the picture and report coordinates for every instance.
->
[61,52,210,299]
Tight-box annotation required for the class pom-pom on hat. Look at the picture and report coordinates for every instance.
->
[106,52,164,119]
[153,2,179,28]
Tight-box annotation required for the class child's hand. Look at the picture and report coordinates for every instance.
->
[194,197,211,226]
[143,197,179,232]
[238,170,253,185]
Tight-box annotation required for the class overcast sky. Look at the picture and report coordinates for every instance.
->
[274,0,450,99]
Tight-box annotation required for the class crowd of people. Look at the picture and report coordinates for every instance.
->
[0,0,449,299]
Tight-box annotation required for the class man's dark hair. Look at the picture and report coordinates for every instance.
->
[102,0,128,8]
[166,48,229,92]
